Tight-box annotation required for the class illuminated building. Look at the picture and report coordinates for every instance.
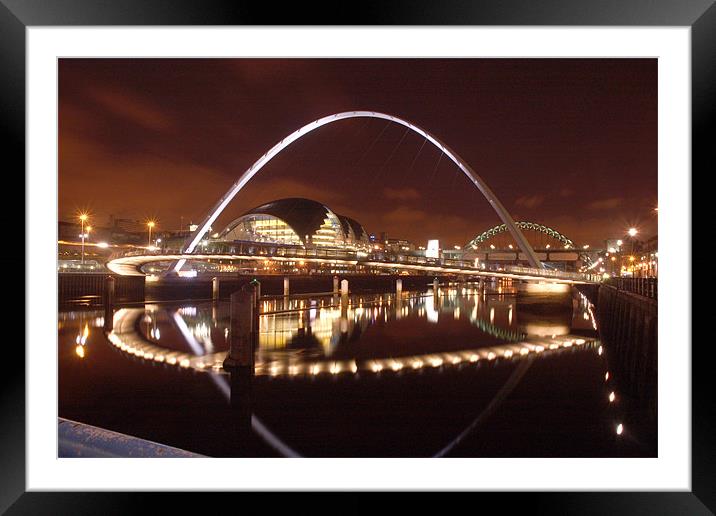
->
[218,198,370,251]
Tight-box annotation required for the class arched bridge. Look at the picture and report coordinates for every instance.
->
[467,222,575,249]
[177,111,543,270]
[112,111,600,283]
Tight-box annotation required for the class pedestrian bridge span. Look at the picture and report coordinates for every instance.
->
[106,251,599,284]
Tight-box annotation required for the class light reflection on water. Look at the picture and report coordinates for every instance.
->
[58,286,656,457]
[63,287,601,374]
[132,287,588,364]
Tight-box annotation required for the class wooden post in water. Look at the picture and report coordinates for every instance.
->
[223,288,255,371]
[333,275,340,295]
[283,276,290,297]
[396,278,402,295]
[103,275,115,332]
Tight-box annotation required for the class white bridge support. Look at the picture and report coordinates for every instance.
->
[177,111,543,271]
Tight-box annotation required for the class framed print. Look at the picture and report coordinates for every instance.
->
[4,0,712,512]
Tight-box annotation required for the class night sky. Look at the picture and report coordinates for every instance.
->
[58,58,657,248]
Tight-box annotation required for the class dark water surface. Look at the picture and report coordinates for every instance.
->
[58,285,656,457]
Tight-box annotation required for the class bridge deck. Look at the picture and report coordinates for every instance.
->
[107,253,598,284]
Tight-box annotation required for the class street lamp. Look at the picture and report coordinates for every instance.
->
[627,227,638,272]
[78,213,88,264]
[147,220,156,247]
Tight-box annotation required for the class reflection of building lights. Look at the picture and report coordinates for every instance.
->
[75,345,85,358]
[605,372,610,381]
[609,392,615,403]
[616,423,623,435]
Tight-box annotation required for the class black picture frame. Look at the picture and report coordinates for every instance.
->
[4,0,709,512]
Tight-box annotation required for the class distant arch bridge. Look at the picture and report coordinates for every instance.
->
[467,222,575,249]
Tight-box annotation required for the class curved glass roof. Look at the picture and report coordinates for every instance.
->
[219,198,369,249]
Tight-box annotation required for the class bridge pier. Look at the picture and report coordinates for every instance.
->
[103,275,115,332]
[340,279,349,319]
[212,276,220,301]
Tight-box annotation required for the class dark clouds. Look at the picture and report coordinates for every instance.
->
[58,58,657,247]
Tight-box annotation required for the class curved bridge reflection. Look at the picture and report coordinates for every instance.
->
[106,303,598,379]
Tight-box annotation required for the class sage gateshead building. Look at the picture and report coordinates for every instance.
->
[217,197,371,252]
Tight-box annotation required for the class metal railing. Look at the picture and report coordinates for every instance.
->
[505,265,599,283]
[106,241,601,282]
[605,277,658,300]
[57,260,107,273]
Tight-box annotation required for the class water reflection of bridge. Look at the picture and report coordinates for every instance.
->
[105,290,598,379]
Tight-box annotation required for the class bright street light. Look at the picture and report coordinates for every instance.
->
[78,213,89,264]
[147,220,156,246]
[627,227,638,237]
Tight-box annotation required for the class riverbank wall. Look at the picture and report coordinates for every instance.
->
[578,283,658,415]
[58,273,145,306]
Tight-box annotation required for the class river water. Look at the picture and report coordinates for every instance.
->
[58,284,656,457]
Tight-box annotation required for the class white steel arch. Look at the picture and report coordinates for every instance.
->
[178,111,543,270]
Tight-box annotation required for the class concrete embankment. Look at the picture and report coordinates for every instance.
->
[59,418,204,458]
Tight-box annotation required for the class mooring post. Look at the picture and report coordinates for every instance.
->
[396,278,402,296]
[212,276,220,302]
[223,288,255,371]
[433,277,439,293]
[341,279,349,297]
[283,276,290,297]
[227,287,254,434]
[103,275,115,332]
[333,275,340,295]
